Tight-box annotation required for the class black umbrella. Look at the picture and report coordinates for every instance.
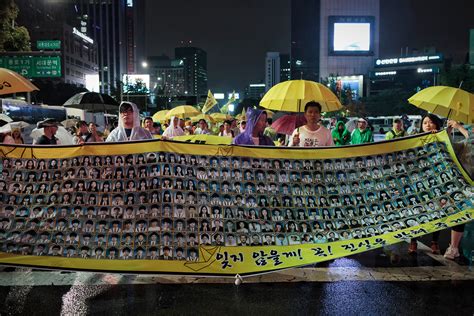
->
[63,92,119,113]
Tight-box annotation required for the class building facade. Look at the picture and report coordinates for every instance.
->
[290,0,380,96]
[174,47,208,98]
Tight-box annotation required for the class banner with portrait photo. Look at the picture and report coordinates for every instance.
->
[0,131,472,275]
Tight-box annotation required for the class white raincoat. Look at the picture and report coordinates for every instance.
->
[162,116,184,139]
[106,102,152,142]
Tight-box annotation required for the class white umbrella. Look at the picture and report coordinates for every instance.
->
[0,114,13,123]
[0,121,30,133]
[345,118,358,133]
[30,126,73,145]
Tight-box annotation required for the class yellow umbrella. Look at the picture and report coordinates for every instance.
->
[260,80,342,113]
[0,68,39,95]
[166,105,201,119]
[408,86,474,124]
[152,110,168,122]
[190,113,216,123]
[210,113,233,122]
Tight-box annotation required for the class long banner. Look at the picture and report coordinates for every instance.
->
[0,131,472,275]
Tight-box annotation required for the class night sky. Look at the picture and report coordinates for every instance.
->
[145,0,474,93]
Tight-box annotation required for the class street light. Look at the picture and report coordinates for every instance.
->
[141,61,148,68]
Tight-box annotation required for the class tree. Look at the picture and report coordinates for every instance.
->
[0,0,31,52]
[439,64,474,93]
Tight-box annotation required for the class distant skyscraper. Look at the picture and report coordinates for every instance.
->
[280,54,291,82]
[174,47,208,98]
[291,0,320,81]
[265,52,281,91]
[245,83,266,99]
[149,56,186,97]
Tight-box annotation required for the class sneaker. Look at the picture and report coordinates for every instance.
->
[431,241,440,254]
[444,245,460,260]
[408,240,418,254]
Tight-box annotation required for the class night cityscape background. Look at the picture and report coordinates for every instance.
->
[0,0,473,115]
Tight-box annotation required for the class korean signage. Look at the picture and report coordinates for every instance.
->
[0,56,61,78]
[375,55,443,67]
[37,40,61,50]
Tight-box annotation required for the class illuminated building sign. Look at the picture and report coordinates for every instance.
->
[375,54,442,67]
[374,71,397,76]
[72,28,93,44]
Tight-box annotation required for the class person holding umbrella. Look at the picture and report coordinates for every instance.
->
[288,101,333,147]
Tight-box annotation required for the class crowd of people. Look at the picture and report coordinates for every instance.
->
[0,100,471,263]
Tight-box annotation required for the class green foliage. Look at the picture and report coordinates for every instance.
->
[361,89,423,116]
[439,64,474,93]
[0,0,31,52]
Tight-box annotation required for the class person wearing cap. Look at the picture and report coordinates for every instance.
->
[34,118,60,145]
[106,102,152,142]
[288,101,333,147]
[385,118,407,140]
[351,118,374,145]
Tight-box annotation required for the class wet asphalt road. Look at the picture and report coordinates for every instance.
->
[0,280,473,315]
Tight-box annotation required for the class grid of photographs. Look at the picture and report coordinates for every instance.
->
[0,142,472,261]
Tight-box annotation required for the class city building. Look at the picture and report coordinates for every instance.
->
[15,1,99,88]
[368,53,444,96]
[174,47,208,99]
[245,83,266,100]
[265,52,291,91]
[150,56,186,97]
[290,0,320,81]
[280,54,291,82]
[15,0,145,95]
[265,52,281,91]
[290,0,380,96]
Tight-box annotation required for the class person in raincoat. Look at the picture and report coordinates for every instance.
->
[331,120,351,146]
[106,102,152,142]
[233,108,273,146]
[350,118,374,144]
[162,116,185,139]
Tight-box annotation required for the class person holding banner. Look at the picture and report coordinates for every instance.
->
[351,118,374,144]
[233,108,273,146]
[106,102,152,142]
[288,101,333,147]
[34,119,60,145]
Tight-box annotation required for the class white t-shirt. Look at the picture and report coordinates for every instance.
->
[288,125,334,147]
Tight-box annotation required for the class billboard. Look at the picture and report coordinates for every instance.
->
[122,74,150,93]
[328,16,375,56]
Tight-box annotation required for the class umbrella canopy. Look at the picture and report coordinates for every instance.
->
[0,68,39,95]
[210,113,233,122]
[0,121,30,134]
[152,110,168,123]
[408,86,474,124]
[190,113,216,123]
[165,105,201,119]
[61,118,80,129]
[271,114,307,135]
[30,126,73,145]
[0,113,13,123]
[63,92,119,113]
[260,80,343,113]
